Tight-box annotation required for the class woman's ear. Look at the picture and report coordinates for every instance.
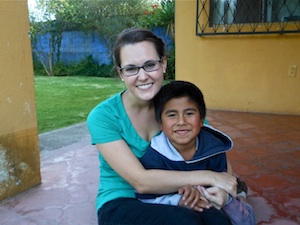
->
[116,66,124,81]
[162,56,167,73]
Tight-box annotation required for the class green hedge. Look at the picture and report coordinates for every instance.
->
[33,48,175,79]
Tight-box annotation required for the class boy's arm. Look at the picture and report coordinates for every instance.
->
[222,198,256,225]
[199,186,255,225]
[138,194,181,206]
[138,185,211,213]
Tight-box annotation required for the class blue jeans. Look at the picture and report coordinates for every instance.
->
[97,198,232,225]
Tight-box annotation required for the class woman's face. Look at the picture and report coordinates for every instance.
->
[118,41,166,102]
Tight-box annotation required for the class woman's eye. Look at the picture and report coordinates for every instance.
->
[144,62,156,69]
[124,67,137,72]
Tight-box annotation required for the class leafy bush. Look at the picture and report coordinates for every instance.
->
[73,55,115,77]
[135,0,175,80]
[136,0,175,39]
[52,62,74,76]
[32,54,47,75]
[34,55,116,77]
[165,47,175,80]
[73,55,100,76]
[98,63,117,78]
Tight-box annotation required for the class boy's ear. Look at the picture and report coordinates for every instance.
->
[200,118,204,126]
[159,122,164,131]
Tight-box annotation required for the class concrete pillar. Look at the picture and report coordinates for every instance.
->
[0,0,41,201]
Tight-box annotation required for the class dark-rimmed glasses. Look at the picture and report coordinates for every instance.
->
[118,59,162,76]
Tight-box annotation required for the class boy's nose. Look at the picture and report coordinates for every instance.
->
[177,115,187,125]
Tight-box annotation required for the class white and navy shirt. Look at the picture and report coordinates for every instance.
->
[136,124,233,204]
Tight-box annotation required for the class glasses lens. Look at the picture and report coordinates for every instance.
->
[144,61,161,72]
[120,60,162,76]
[122,66,138,76]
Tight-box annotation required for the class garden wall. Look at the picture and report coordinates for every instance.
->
[33,27,173,65]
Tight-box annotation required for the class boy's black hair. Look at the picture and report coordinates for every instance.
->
[153,81,206,123]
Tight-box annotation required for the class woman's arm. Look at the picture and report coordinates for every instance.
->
[227,159,234,175]
[96,140,237,197]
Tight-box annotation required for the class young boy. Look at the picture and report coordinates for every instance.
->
[136,81,255,225]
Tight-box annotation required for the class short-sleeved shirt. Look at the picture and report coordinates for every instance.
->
[87,91,151,210]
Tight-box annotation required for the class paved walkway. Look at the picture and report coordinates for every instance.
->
[0,110,299,225]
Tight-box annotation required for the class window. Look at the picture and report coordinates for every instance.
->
[196,0,300,36]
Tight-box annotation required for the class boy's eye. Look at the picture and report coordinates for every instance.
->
[166,113,176,118]
[186,111,195,116]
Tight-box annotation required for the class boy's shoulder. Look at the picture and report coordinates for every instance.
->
[201,124,233,146]
[149,132,184,161]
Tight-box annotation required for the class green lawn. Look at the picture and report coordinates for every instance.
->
[34,76,126,134]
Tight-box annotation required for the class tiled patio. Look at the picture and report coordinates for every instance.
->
[0,110,299,225]
[206,110,300,225]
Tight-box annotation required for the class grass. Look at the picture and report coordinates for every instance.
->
[34,76,126,134]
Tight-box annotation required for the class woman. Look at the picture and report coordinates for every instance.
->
[87,27,237,225]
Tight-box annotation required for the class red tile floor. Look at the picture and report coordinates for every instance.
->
[0,110,299,225]
[207,110,300,225]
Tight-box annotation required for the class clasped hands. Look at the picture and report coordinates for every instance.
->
[178,185,229,212]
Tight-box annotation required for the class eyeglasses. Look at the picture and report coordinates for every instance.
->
[118,59,162,76]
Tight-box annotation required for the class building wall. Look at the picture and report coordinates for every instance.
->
[0,0,41,200]
[175,1,300,115]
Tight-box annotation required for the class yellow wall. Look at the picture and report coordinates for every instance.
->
[175,1,300,115]
[0,0,41,200]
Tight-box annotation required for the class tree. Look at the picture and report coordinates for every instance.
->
[30,0,83,75]
[135,0,175,79]
[29,0,148,75]
[136,0,175,40]
[76,0,148,54]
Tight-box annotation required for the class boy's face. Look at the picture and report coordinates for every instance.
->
[160,96,203,150]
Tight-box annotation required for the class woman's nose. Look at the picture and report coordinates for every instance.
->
[137,68,148,80]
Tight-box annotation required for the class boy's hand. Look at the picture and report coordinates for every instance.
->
[198,186,229,210]
[178,185,212,212]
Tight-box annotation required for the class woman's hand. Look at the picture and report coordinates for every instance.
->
[198,186,229,210]
[211,172,237,198]
[178,185,212,212]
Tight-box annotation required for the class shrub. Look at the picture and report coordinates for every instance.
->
[73,55,115,77]
[34,55,117,77]
[165,47,175,80]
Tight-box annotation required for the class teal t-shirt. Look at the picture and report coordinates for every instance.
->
[87,91,150,211]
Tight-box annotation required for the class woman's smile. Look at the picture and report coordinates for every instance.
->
[136,82,154,90]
